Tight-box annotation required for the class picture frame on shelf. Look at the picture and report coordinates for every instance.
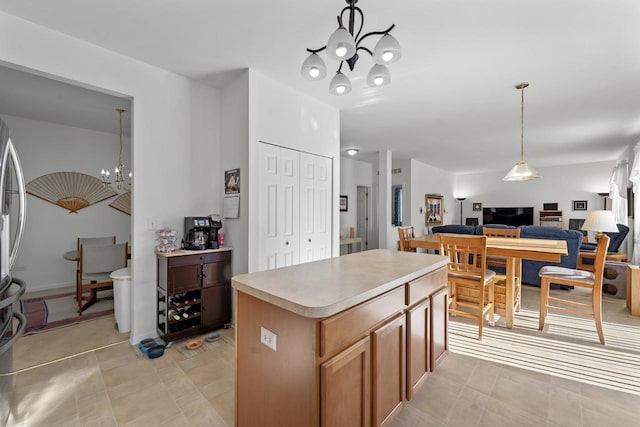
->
[339,195,348,212]
[425,194,444,226]
[573,200,587,211]
[472,202,482,212]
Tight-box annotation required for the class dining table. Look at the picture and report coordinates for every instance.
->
[408,234,568,328]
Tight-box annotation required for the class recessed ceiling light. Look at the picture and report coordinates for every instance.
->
[346,149,359,156]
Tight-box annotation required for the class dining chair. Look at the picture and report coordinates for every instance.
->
[438,234,495,339]
[538,235,610,344]
[397,226,416,252]
[75,236,116,302]
[78,242,128,313]
[482,227,521,315]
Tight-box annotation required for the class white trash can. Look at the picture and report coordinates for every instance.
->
[110,267,131,333]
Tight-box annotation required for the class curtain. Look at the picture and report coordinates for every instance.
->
[629,143,640,264]
[609,161,628,226]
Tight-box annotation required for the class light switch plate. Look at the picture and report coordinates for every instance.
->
[260,326,277,351]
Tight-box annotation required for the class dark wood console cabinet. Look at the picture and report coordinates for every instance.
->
[157,249,231,341]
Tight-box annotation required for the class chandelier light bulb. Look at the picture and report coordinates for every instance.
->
[327,26,356,61]
[330,72,352,95]
[373,34,401,65]
[366,64,391,87]
[300,53,327,80]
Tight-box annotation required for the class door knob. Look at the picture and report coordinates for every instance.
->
[308,238,311,242]
[285,241,289,245]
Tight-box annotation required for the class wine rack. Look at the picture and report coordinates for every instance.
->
[156,249,232,341]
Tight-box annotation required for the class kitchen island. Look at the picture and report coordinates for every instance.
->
[232,249,449,427]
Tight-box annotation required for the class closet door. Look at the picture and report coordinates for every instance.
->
[299,152,332,264]
[258,143,300,271]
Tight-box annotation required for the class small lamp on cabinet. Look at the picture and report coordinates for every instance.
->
[581,210,618,241]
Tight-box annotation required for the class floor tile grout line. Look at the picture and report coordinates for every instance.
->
[2,339,130,376]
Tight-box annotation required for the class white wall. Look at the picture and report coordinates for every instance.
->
[0,11,221,344]
[247,70,340,273]
[220,71,249,279]
[456,161,615,227]
[2,115,131,291]
[410,159,456,234]
[339,156,372,238]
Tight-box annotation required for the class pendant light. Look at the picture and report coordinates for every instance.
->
[503,82,542,181]
[301,0,401,95]
[101,108,132,191]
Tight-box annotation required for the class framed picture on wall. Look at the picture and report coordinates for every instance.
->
[573,200,587,211]
[472,202,482,212]
[425,194,444,226]
[340,195,348,212]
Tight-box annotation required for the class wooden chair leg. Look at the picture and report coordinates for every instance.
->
[593,289,605,345]
[539,278,550,331]
[478,284,484,340]
[488,281,495,326]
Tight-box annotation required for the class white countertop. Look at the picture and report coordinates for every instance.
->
[232,249,449,318]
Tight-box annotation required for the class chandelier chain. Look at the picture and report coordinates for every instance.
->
[520,85,524,162]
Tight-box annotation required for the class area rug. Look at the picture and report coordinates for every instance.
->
[449,307,640,396]
[19,290,114,334]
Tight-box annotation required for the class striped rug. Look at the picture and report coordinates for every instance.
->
[19,290,114,333]
[449,306,640,396]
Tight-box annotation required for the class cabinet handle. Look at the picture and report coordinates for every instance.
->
[308,238,311,242]
[202,274,207,278]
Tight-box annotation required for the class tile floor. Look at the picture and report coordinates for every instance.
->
[7,285,640,426]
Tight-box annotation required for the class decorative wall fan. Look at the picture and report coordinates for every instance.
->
[26,171,117,213]
[109,191,131,216]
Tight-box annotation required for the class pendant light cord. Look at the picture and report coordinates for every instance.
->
[520,86,525,162]
[118,109,124,166]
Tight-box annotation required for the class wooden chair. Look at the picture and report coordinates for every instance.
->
[482,227,521,269]
[398,226,416,252]
[75,236,116,302]
[438,234,495,339]
[538,235,610,344]
[482,227,521,314]
[78,242,128,313]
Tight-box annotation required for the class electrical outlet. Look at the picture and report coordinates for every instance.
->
[260,326,277,351]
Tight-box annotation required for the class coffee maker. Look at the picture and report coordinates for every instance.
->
[183,216,222,250]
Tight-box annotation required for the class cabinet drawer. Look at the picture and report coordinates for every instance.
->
[406,267,448,306]
[167,251,230,268]
[320,286,405,358]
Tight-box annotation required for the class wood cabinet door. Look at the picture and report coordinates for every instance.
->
[167,264,201,293]
[201,261,227,288]
[406,298,430,400]
[430,286,449,371]
[201,285,229,328]
[372,315,406,427]
[321,337,371,427]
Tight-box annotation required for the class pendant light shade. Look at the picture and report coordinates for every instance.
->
[301,53,327,80]
[503,82,542,181]
[503,161,541,181]
[329,72,352,95]
[366,64,391,87]
[326,26,356,61]
[373,34,402,64]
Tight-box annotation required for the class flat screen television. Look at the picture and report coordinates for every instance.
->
[483,207,534,227]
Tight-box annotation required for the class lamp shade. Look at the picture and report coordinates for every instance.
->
[366,64,391,87]
[581,210,618,233]
[326,26,356,61]
[301,53,327,80]
[373,34,401,64]
[502,161,542,181]
[329,72,352,95]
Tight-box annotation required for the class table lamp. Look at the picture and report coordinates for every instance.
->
[581,210,618,240]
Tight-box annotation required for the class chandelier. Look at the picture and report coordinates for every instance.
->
[101,108,132,191]
[301,0,401,95]
[503,82,542,181]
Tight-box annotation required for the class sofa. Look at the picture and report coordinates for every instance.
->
[431,224,584,287]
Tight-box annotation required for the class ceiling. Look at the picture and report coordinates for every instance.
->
[0,0,638,174]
